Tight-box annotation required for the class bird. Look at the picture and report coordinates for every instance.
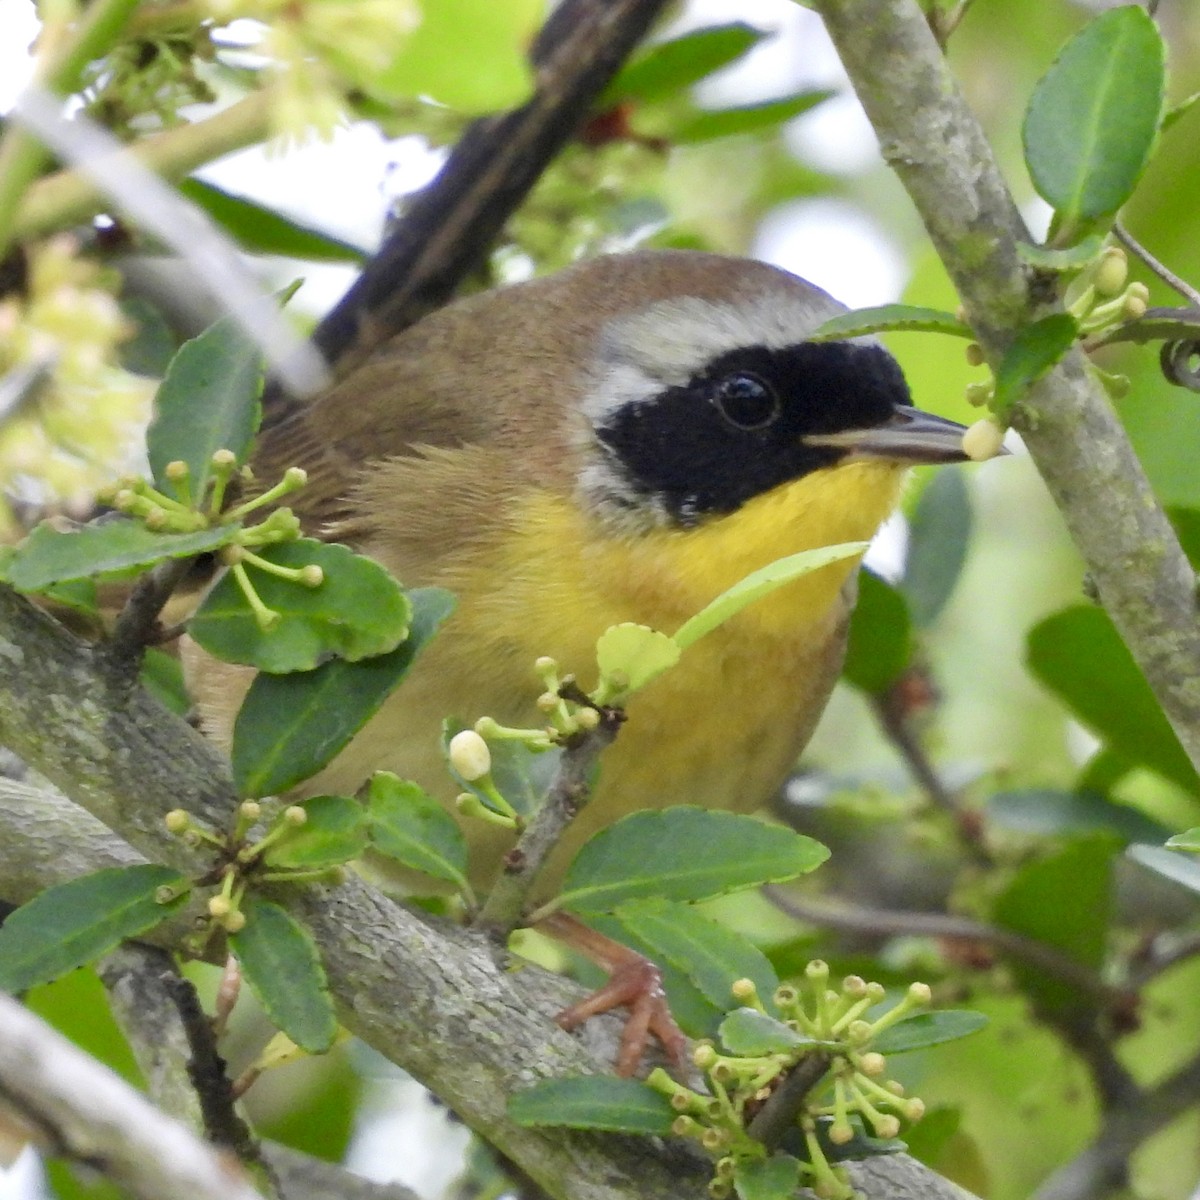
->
[191,248,975,1071]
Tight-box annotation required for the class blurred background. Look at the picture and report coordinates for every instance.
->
[1,1,1199,1198]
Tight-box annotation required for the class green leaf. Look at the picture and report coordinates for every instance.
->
[442,717,561,820]
[1017,235,1107,271]
[232,587,454,798]
[1166,507,1200,571]
[595,623,680,695]
[140,647,191,716]
[901,468,972,627]
[0,866,189,993]
[1126,844,1200,895]
[986,789,1169,846]
[872,1010,989,1054]
[190,540,412,672]
[1166,828,1200,853]
[674,90,833,144]
[809,305,972,343]
[613,897,779,1011]
[992,837,1115,1020]
[179,179,369,263]
[673,543,867,651]
[842,570,912,694]
[603,23,768,105]
[230,896,337,1053]
[719,1008,816,1056]
[992,313,1079,415]
[1022,6,1165,227]
[264,795,368,870]
[147,313,264,502]
[734,1154,801,1200]
[365,772,470,894]
[3,518,240,592]
[1162,89,1200,134]
[374,0,539,111]
[508,1077,674,1135]
[1026,605,1200,797]
[556,808,829,915]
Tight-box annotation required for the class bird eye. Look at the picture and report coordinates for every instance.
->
[712,372,780,431]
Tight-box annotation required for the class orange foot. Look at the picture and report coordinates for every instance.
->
[539,911,689,1077]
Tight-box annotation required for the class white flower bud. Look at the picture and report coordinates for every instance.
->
[449,729,492,781]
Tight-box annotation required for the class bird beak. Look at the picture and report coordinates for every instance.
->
[805,405,993,465]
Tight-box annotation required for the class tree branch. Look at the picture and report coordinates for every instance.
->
[813,0,1200,774]
[0,588,977,1200]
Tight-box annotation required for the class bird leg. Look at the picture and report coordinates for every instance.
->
[538,910,689,1077]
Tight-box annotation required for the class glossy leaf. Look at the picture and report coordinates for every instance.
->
[901,468,972,628]
[1126,844,1200,895]
[673,543,866,650]
[986,789,1169,846]
[873,1010,989,1054]
[1023,6,1165,226]
[0,866,189,994]
[1166,828,1200,853]
[842,570,912,694]
[264,795,368,870]
[809,305,972,343]
[1026,605,1200,797]
[595,623,680,695]
[675,90,833,144]
[180,179,369,263]
[991,314,1079,415]
[603,23,767,105]
[231,896,337,1053]
[147,314,263,501]
[1017,235,1106,271]
[365,772,470,893]
[232,587,454,798]
[190,540,411,672]
[719,1008,815,1056]
[3,518,240,592]
[613,897,779,1011]
[140,647,192,716]
[734,1155,801,1200]
[1166,507,1200,570]
[508,1077,674,1134]
[992,837,1115,1020]
[556,808,829,915]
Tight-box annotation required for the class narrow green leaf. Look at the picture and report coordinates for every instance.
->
[179,179,369,263]
[264,795,368,870]
[595,623,680,695]
[603,23,768,105]
[1026,605,1200,797]
[674,90,833,143]
[1166,828,1200,853]
[557,808,829,915]
[147,314,264,501]
[365,772,470,893]
[1126,844,1200,894]
[842,570,912,694]
[1162,89,1200,134]
[872,1010,988,1054]
[3,518,240,592]
[809,305,972,343]
[734,1154,801,1200]
[1022,6,1165,225]
[230,897,337,1053]
[986,789,1169,846]
[0,866,189,994]
[1166,507,1200,571]
[992,314,1079,415]
[1090,307,1200,349]
[719,1008,815,1056]
[1017,235,1106,271]
[673,543,866,651]
[508,1077,674,1134]
[901,468,972,628]
[232,587,454,798]
[614,897,778,1012]
[190,540,411,672]
[140,647,192,716]
[993,837,1115,1020]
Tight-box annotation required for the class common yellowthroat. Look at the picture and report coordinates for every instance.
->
[193,249,972,1065]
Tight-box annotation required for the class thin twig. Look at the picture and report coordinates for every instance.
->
[746,1052,833,1151]
[474,712,623,936]
[1113,221,1200,310]
[1126,927,1200,990]
[106,556,194,671]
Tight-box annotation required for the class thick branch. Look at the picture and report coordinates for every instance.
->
[814,0,1200,772]
[0,592,977,1200]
